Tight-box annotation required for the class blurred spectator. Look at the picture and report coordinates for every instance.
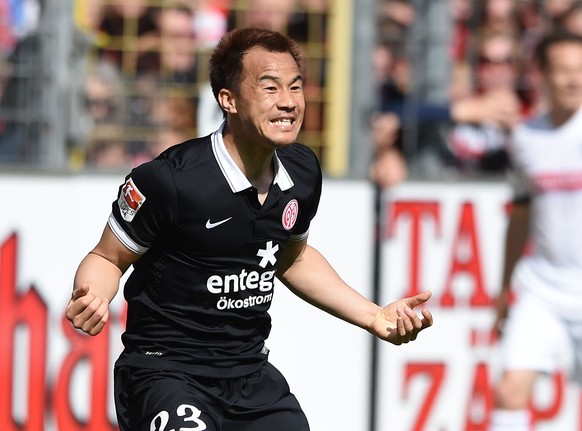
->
[370,24,538,184]
[369,41,409,187]
[474,30,526,104]
[226,0,322,49]
[150,90,196,135]
[449,0,474,62]
[371,37,463,183]
[558,1,582,33]
[0,0,40,57]
[377,0,415,41]
[449,30,529,173]
[79,59,129,167]
[517,1,547,65]
[84,123,129,169]
[76,0,328,170]
[0,31,41,164]
[229,0,297,33]
[131,5,199,158]
[112,86,199,165]
[74,0,332,167]
[148,126,187,159]
[375,40,410,112]
[79,59,138,169]
[297,0,328,15]
[449,0,475,99]
[291,0,328,43]
[191,0,230,50]
[0,0,18,56]
[543,0,577,28]
[478,0,520,34]
[84,60,127,125]
[137,4,198,83]
[0,0,42,164]
[80,1,202,168]
[85,0,158,74]
[369,112,407,188]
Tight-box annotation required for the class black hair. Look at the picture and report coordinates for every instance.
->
[535,30,582,69]
[208,27,302,107]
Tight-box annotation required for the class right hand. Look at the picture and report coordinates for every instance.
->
[451,89,521,130]
[480,89,521,130]
[66,284,110,336]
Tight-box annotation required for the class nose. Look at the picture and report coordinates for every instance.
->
[278,89,298,111]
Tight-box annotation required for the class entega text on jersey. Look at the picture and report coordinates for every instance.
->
[108,124,322,379]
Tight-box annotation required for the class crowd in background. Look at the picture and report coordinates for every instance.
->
[0,0,580,180]
[371,0,582,187]
[0,0,327,169]
[73,0,328,170]
[0,0,41,163]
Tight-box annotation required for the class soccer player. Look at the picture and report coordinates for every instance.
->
[490,31,582,431]
[66,28,433,431]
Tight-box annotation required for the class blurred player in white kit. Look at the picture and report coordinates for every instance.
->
[490,30,582,431]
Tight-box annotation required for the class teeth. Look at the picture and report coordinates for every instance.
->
[272,119,292,125]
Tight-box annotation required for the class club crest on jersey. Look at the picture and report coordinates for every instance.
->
[282,199,299,230]
[118,178,146,222]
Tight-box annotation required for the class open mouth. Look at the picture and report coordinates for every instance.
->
[270,118,294,127]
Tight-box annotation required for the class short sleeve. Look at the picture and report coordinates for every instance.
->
[109,158,177,254]
[289,147,323,240]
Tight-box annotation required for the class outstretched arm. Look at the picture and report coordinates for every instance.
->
[66,224,140,335]
[277,238,433,345]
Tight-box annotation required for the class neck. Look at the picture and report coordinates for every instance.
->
[222,123,275,194]
[550,107,577,127]
[549,101,582,127]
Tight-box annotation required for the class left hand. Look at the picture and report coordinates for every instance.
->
[369,290,433,345]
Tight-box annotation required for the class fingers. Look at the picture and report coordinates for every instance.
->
[403,290,432,308]
[71,283,90,301]
[78,296,110,335]
[398,307,421,333]
[66,286,110,336]
[88,306,110,336]
[421,308,433,329]
[388,306,433,345]
[66,286,94,321]
[400,306,431,334]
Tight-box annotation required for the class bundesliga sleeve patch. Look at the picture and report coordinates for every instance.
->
[282,199,299,230]
[118,178,146,222]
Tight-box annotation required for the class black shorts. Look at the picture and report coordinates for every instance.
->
[114,362,310,431]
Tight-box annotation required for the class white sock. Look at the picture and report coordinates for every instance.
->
[489,409,531,431]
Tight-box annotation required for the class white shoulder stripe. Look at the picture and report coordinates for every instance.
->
[107,213,149,255]
[289,229,309,241]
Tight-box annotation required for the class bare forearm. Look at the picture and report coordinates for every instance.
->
[73,252,123,301]
[278,245,381,330]
[67,225,139,335]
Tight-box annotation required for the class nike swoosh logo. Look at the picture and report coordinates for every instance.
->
[205,217,232,229]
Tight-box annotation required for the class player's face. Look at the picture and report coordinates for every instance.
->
[543,42,582,114]
[234,47,305,148]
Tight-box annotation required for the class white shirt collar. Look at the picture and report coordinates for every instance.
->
[211,122,295,193]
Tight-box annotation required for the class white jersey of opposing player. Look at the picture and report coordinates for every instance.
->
[509,105,582,314]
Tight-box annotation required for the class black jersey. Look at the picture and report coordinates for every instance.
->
[108,125,322,378]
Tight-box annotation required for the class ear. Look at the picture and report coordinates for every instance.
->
[218,89,237,114]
